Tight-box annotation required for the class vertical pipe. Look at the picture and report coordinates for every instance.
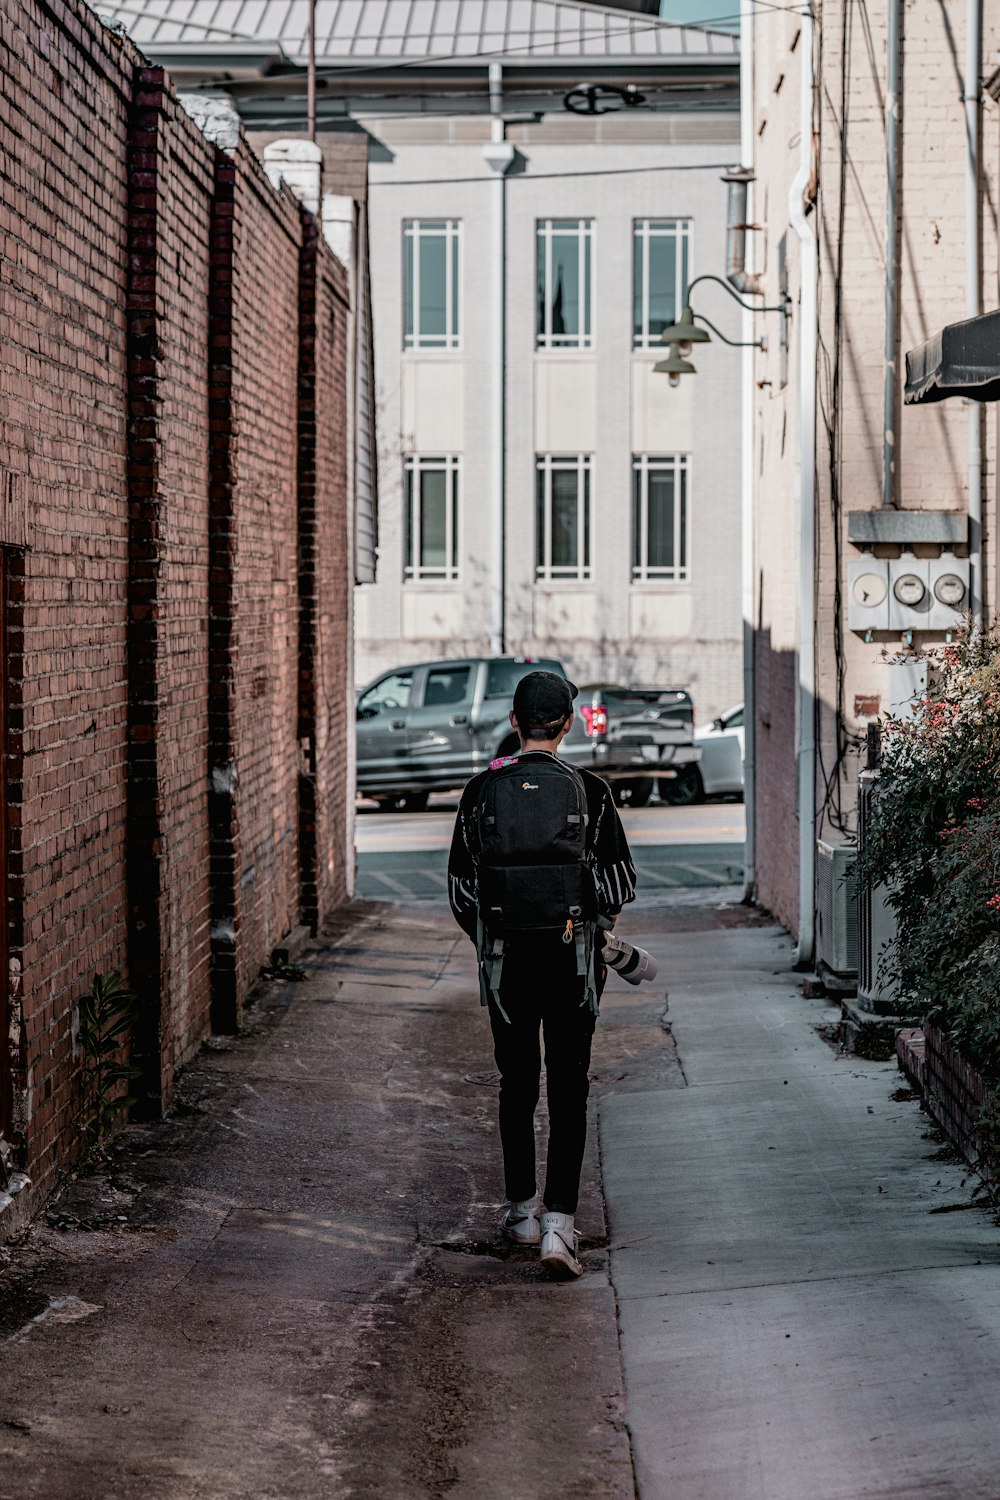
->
[790,4,816,966]
[882,0,902,508]
[739,0,756,902]
[483,64,513,654]
[966,0,983,619]
[307,0,317,142]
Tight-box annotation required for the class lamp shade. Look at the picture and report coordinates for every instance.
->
[659,305,711,353]
[653,346,696,385]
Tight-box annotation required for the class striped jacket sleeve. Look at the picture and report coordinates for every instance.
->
[590,782,637,916]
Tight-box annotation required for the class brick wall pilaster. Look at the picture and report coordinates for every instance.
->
[125,68,168,1112]
[207,152,241,1033]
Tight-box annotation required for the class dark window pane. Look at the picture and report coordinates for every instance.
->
[647,234,677,341]
[679,465,687,568]
[424,666,471,706]
[403,233,414,341]
[582,466,590,568]
[485,658,565,697]
[632,466,642,569]
[451,232,459,338]
[647,468,676,570]
[633,230,644,342]
[536,232,547,338]
[419,234,447,339]
[420,469,448,569]
[550,235,580,338]
[550,469,579,568]
[536,465,546,570]
[405,468,415,570]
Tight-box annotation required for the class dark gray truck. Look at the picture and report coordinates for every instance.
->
[356,655,699,810]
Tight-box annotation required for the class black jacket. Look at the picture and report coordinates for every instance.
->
[447,751,637,940]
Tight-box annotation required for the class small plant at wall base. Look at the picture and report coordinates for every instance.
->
[78,972,142,1153]
[856,622,1000,1116]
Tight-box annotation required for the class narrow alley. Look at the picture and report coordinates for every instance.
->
[3,889,999,1499]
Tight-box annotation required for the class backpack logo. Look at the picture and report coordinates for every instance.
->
[522,781,538,790]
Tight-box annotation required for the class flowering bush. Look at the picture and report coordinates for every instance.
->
[857,624,1000,1083]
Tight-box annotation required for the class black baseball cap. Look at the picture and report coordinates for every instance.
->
[512,670,578,726]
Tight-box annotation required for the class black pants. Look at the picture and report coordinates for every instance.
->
[489,937,602,1216]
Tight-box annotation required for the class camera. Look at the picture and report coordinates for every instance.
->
[601,930,658,986]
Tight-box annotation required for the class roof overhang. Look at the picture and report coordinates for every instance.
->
[904,308,1000,405]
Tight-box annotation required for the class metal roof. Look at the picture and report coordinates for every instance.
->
[99,0,739,67]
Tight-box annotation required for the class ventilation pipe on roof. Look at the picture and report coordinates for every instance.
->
[723,166,763,296]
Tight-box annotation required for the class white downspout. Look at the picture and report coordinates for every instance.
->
[483,63,515,655]
[790,5,816,966]
[740,0,756,903]
[966,0,983,621]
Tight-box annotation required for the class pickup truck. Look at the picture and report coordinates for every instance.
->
[356,656,700,810]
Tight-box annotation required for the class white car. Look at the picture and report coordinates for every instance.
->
[692,703,745,800]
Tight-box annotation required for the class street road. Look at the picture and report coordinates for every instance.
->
[355,796,746,900]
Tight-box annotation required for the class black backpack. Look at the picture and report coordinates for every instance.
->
[470,753,601,1018]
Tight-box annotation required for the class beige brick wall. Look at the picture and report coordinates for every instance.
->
[750,0,1000,941]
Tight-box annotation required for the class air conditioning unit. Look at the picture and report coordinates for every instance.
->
[815,838,859,986]
[856,770,900,1013]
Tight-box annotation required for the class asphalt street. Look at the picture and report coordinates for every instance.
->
[355,797,747,900]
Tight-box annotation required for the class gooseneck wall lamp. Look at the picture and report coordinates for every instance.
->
[654,273,790,384]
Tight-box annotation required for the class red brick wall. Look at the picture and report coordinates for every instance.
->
[210,147,305,1017]
[1,0,133,1187]
[299,220,352,922]
[126,73,216,1103]
[0,0,354,1215]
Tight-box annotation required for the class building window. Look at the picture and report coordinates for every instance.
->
[633,219,690,348]
[536,220,593,349]
[536,455,592,581]
[403,220,460,349]
[404,456,460,582]
[632,455,689,581]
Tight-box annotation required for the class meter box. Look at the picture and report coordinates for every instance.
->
[927,552,970,630]
[888,554,932,631]
[848,559,889,632]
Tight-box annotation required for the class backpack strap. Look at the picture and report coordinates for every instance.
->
[476,911,510,1023]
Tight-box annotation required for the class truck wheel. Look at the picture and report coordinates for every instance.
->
[614,777,653,809]
[664,767,705,806]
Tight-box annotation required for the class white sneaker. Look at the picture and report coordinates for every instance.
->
[539,1211,583,1279]
[500,1194,541,1246]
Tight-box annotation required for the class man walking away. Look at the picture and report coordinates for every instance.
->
[448,671,637,1278]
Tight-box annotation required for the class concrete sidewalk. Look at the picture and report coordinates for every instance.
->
[602,913,1000,1500]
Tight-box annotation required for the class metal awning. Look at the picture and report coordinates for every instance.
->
[904,308,1000,404]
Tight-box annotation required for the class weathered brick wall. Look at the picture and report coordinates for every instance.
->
[0,0,354,1219]
[1,0,133,1189]
[227,148,304,1011]
[299,224,353,922]
[126,72,216,1102]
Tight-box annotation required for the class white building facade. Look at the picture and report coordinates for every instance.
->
[110,0,744,718]
[359,97,743,718]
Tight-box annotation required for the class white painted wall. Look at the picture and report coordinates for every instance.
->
[355,110,743,720]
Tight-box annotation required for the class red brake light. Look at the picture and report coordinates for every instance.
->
[581,704,608,738]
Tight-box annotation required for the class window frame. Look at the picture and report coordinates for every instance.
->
[632,454,690,583]
[535,219,594,350]
[535,454,593,583]
[633,218,691,350]
[402,219,461,351]
[404,455,461,583]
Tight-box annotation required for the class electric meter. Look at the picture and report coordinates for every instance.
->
[892,573,926,607]
[933,573,966,607]
[852,572,888,608]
